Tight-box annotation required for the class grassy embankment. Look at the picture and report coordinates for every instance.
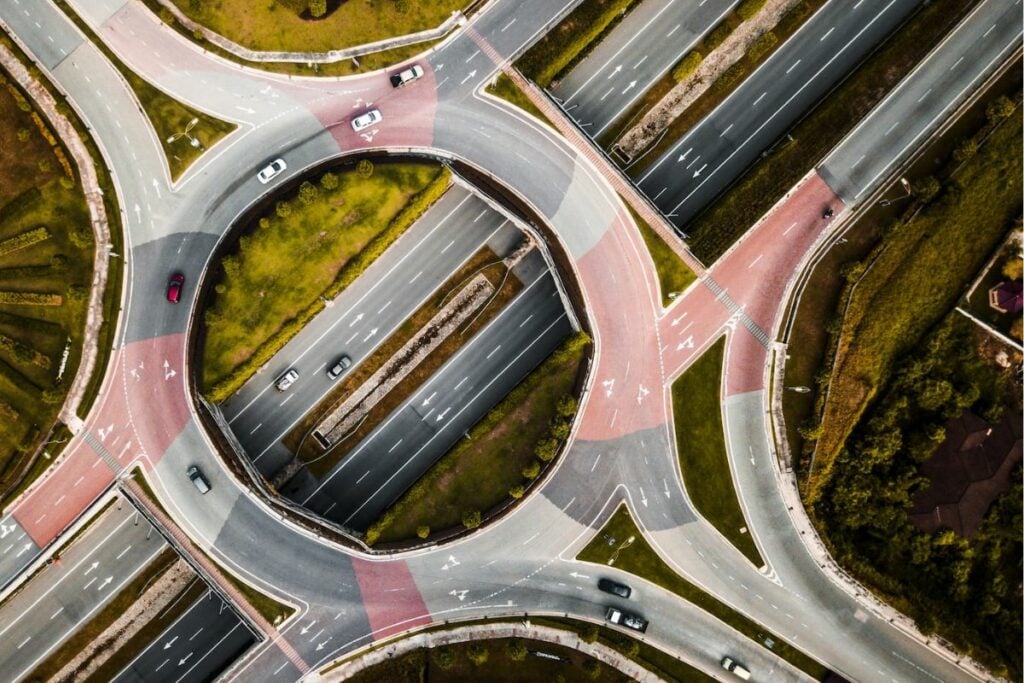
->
[345,637,621,683]
[672,337,763,566]
[59,3,236,180]
[0,65,94,505]
[515,0,644,89]
[607,0,826,152]
[484,74,554,128]
[579,505,828,680]
[679,0,980,264]
[24,549,180,682]
[202,162,448,402]
[366,332,590,544]
[128,468,296,625]
[286,247,523,473]
[628,206,697,306]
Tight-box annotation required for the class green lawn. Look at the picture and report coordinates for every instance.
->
[808,110,1023,501]
[516,0,644,88]
[579,505,828,680]
[485,73,554,127]
[672,337,763,566]
[628,205,697,306]
[0,66,94,504]
[680,0,979,264]
[202,162,448,401]
[366,332,590,545]
[59,4,236,180]
[167,0,467,53]
[346,637,621,683]
[24,549,179,683]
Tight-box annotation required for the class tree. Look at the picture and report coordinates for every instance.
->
[356,159,374,178]
[507,639,528,661]
[462,510,482,529]
[66,284,89,303]
[434,648,455,670]
[556,395,577,417]
[275,201,292,218]
[985,95,1015,123]
[521,460,541,479]
[298,180,319,206]
[508,484,525,499]
[308,0,327,18]
[580,624,600,644]
[534,438,559,462]
[16,128,30,142]
[952,137,978,163]
[466,642,489,666]
[913,175,941,204]
[50,254,68,271]
[549,419,570,440]
[1001,257,1023,281]
[416,525,430,539]
[583,659,602,679]
[320,171,339,190]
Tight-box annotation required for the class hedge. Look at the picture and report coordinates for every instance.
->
[0,334,50,369]
[0,291,63,306]
[206,168,452,402]
[0,226,50,258]
[671,51,703,83]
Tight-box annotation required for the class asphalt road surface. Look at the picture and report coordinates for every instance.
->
[291,251,572,530]
[221,185,523,479]
[0,514,40,591]
[0,501,166,681]
[113,589,256,683]
[552,0,738,138]
[635,0,920,230]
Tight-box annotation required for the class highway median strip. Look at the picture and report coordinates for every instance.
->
[579,504,828,680]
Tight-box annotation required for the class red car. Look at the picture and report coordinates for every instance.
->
[166,273,185,303]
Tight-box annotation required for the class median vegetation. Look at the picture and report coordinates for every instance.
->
[681,0,978,263]
[59,3,236,180]
[672,337,763,566]
[364,331,590,545]
[628,206,697,305]
[203,162,449,402]
[516,0,644,88]
[579,505,828,679]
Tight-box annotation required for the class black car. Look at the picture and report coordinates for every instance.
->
[598,578,632,599]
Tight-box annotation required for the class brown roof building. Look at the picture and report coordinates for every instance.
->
[909,410,1022,538]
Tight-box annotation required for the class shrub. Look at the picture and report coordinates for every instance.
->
[556,395,578,417]
[509,484,525,499]
[1001,257,1023,281]
[507,639,528,661]
[66,284,89,302]
[704,22,734,52]
[534,438,559,462]
[736,0,768,21]
[549,418,571,440]
[275,201,292,218]
[16,128,29,142]
[69,226,92,249]
[298,180,318,205]
[320,171,339,190]
[0,291,62,306]
[580,624,600,643]
[0,226,51,258]
[461,510,482,529]
[37,159,51,173]
[42,388,64,404]
[671,51,702,83]
[914,176,941,203]
[466,643,489,666]
[985,95,1016,122]
[747,30,778,62]
[416,525,430,539]
[356,159,374,178]
[952,137,978,163]
[583,659,602,678]
[521,460,541,479]
[434,648,455,669]
[308,0,327,17]
[58,176,75,190]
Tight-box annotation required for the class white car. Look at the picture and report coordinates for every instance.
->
[275,368,299,391]
[257,158,286,184]
[351,109,382,132]
[390,64,424,88]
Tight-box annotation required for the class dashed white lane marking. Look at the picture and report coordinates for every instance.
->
[820,26,835,41]
[786,59,802,74]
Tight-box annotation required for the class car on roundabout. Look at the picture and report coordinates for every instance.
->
[166,272,185,304]
[605,607,648,633]
[390,64,424,87]
[351,108,383,132]
[598,578,632,599]
[257,158,287,184]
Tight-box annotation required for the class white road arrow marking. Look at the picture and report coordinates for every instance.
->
[460,70,477,85]
[179,653,192,666]
[602,378,615,398]
[164,636,179,649]
[133,204,141,222]
[362,328,378,342]
[670,313,688,326]
[676,148,692,164]
[676,335,694,351]
[236,105,255,114]
[422,391,437,407]
[622,80,637,94]
[607,65,622,79]
[435,407,451,422]
[663,479,671,499]
[435,64,444,71]
[448,589,469,601]
[348,314,364,328]
[84,560,99,575]
[98,424,114,441]
[16,543,31,558]
[97,576,113,590]
[300,620,316,635]
[569,571,590,579]
[151,178,161,198]
[636,384,650,405]
[316,637,332,651]
[693,163,708,178]
[639,487,648,507]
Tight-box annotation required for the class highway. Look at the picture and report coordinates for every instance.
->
[0,500,166,681]
[293,251,571,530]
[0,0,1017,680]
[221,186,521,479]
[113,589,256,683]
[635,0,920,230]
[552,0,738,139]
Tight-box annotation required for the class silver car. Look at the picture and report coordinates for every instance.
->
[351,108,382,132]
[275,368,299,391]
[327,356,352,380]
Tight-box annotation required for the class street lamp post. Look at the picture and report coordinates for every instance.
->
[166,117,202,149]
[607,535,636,566]
[879,177,912,206]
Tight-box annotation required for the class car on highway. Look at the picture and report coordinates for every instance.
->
[597,578,631,599]
[327,355,352,380]
[720,656,751,680]
[257,158,287,184]
[187,465,211,494]
[390,64,424,88]
[605,607,647,633]
[351,108,382,132]
[275,368,299,391]
[166,273,185,304]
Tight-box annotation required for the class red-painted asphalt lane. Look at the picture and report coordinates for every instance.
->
[575,208,666,442]
[350,557,432,640]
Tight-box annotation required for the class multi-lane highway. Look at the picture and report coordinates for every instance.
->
[551,0,738,138]
[0,0,1019,680]
[635,0,920,229]
[294,251,571,530]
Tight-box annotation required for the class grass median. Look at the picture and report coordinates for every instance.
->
[202,162,449,402]
[366,331,590,545]
[671,337,763,566]
[579,505,828,680]
[516,0,644,88]
[629,205,697,306]
[59,3,236,181]
[681,0,979,264]
[286,246,523,475]
[485,73,554,128]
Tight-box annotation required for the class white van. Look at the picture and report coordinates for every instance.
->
[721,656,752,680]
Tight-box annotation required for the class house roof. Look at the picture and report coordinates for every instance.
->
[988,280,1024,314]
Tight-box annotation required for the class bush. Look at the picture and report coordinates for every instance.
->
[466,643,489,666]
[583,660,601,679]
[298,180,318,206]
[507,639,528,661]
[747,31,778,62]
[736,0,768,21]
[952,137,978,163]
[534,438,559,462]
[356,159,374,178]
[671,51,702,83]
[50,254,68,271]
[0,291,62,306]
[16,128,29,142]
[275,201,292,218]
[68,226,91,250]
[521,460,541,479]
[1001,258,1023,281]
[549,419,571,440]
[556,395,577,417]
[308,0,327,17]
[704,22,734,52]
[434,648,455,670]
[320,171,339,190]
[985,95,1015,122]
[509,484,525,499]
[0,226,51,258]
[416,525,430,539]
[66,284,89,302]
[580,624,600,644]
[461,510,481,529]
